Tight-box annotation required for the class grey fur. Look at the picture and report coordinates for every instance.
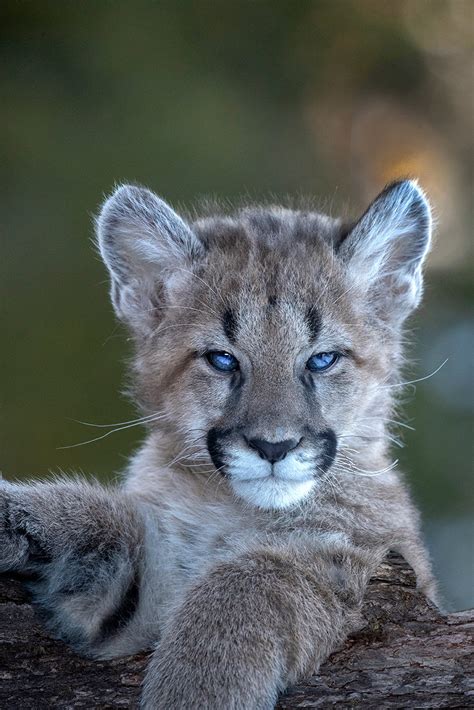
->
[1,179,436,708]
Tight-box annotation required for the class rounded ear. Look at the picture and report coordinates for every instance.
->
[96,184,204,334]
[338,180,432,323]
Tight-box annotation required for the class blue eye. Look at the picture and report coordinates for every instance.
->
[306,351,339,372]
[206,351,239,373]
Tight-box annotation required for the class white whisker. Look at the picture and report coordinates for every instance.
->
[58,417,156,449]
[343,458,399,477]
[69,412,166,429]
[382,359,448,389]
[359,416,416,432]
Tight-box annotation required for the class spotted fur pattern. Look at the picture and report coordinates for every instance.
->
[1,180,436,708]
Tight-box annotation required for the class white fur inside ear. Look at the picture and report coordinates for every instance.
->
[340,180,432,319]
[96,184,203,332]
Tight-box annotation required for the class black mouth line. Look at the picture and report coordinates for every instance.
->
[316,429,338,473]
[206,427,229,476]
[206,427,338,479]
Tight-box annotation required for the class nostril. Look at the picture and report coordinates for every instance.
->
[246,437,300,464]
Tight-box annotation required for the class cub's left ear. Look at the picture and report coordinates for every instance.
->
[338,180,432,323]
[96,184,204,337]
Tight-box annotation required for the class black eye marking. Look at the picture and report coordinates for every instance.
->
[267,294,278,307]
[222,309,238,344]
[305,305,321,341]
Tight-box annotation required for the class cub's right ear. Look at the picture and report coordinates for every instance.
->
[96,184,203,335]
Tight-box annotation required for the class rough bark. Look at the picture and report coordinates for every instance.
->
[0,554,472,709]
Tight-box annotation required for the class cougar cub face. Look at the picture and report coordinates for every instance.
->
[151,232,368,510]
[97,181,431,509]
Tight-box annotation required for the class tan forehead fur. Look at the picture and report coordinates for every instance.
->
[132,205,391,418]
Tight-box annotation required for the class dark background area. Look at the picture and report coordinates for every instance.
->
[1,1,472,610]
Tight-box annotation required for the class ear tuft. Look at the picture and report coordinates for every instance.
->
[339,179,432,322]
[96,184,203,333]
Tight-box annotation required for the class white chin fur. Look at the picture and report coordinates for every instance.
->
[231,476,315,510]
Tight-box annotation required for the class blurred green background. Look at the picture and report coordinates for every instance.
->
[1,1,472,610]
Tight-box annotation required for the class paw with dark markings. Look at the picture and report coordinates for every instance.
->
[0,481,52,572]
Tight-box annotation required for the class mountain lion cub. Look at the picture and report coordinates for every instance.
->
[1,180,436,708]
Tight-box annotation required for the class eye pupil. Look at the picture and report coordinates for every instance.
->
[206,351,239,372]
[306,351,339,372]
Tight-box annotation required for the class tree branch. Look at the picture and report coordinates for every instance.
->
[1,554,472,709]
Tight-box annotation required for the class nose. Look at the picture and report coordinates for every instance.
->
[246,437,300,464]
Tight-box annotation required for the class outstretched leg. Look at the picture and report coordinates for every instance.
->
[0,478,153,658]
[141,540,386,709]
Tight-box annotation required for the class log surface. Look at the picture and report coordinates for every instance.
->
[0,554,472,709]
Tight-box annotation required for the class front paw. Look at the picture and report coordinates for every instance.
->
[141,646,279,710]
[0,481,52,572]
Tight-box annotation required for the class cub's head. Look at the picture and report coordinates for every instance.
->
[97,181,431,510]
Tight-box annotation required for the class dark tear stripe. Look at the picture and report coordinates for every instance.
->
[306,305,321,342]
[98,569,140,640]
[226,372,245,412]
[300,370,316,395]
[222,309,238,343]
[229,371,244,391]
